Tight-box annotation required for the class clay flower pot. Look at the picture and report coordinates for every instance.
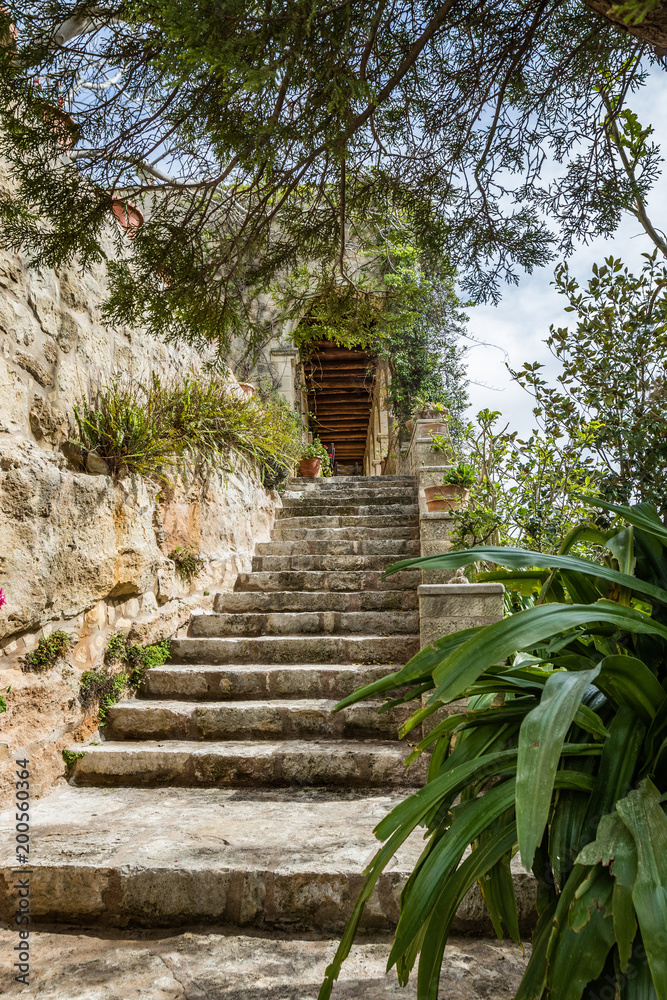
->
[111,198,144,238]
[405,419,414,435]
[421,421,448,437]
[237,382,256,398]
[299,457,322,478]
[424,483,470,512]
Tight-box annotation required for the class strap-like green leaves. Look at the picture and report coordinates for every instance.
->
[429,602,667,705]
[517,667,600,868]
[384,546,667,605]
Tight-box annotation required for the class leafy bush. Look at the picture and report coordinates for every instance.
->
[62,749,87,768]
[82,636,170,722]
[441,462,476,487]
[321,498,667,1000]
[169,546,205,583]
[24,630,71,672]
[73,372,302,481]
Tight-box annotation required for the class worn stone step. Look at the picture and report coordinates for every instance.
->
[255,538,420,556]
[190,610,418,638]
[234,569,420,593]
[276,503,418,519]
[170,634,419,665]
[0,929,532,999]
[275,514,418,530]
[0,787,536,932]
[272,524,419,541]
[142,662,404,701]
[104,698,409,741]
[0,786,535,933]
[251,553,411,572]
[287,474,416,490]
[213,590,419,613]
[281,491,416,508]
[62,739,425,788]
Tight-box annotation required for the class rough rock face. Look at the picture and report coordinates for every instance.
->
[0,238,282,805]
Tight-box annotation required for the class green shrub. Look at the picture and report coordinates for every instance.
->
[72,372,302,481]
[24,630,71,672]
[82,637,171,722]
[169,546,205,583]
[322,498,667,1000]
[441,461,477,486]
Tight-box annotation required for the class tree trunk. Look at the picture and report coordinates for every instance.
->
[584,0,667,53]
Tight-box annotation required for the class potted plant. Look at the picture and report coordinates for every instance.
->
[411,399,449,437]
[298,438,332,478]
[424,462,476,511]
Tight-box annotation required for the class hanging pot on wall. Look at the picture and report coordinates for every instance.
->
[44,103,80,150]
[111,198,144,238]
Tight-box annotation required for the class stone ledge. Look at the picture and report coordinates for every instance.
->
[418,583,505,595]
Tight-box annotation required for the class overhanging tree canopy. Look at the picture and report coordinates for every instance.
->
[0,1,665,359]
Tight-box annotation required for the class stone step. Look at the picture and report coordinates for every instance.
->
[0,786,535,933]
[287,474,416,490]
[234,569,420,593]
[190,610,418,637]
[275,514,418,530]
[213,590,419,613]
[0,930,532,999]
[104,698,408,741]
[170,634,419,665]
[255,538,420,556]
[0,787,536,932]
[142,662,404,701]
[62,739,425,788]
[276,503,418,519]
[281,490,416,507]
[272,524,419,541]
[250,553,411,572]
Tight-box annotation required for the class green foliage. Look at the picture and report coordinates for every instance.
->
[169,546,205,583]
[513,253,667,514]
[0,685,9,713]
[25,630,72,672]
[73,372,302,482]
[300,438,332,476]
[449,409,603,554]
[321,498,667,1000]
[62,749,87,768]
[84,636,170,721]
[428,434,454,457]
[0,0,652,354]
[441,462,477,487]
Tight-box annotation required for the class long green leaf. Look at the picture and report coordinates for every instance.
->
[616,780,667,1000]
[619,933,659,1000]
[581,705,646,846]
[384,547,667,605]
[595,655,667,722]
[429,602,667,705]
[517,667,600,868]
[577,496,667,547]
[416,823,518,1000]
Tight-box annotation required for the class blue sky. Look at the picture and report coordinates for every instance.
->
[464,67,667,438]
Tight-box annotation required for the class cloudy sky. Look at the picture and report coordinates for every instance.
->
[463,67,667,438]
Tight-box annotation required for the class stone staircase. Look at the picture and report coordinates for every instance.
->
[1,475,446,934]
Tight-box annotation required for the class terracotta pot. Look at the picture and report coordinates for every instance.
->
[420,421,448,437]
[237,382,256,398]
[299,457,322,478]
[0,5,16,47]
[424,483,470,512]
[405,419,414,435]
[111,199,144,237]
[380,458,386,475]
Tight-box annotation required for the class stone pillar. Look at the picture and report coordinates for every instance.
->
[418,582,505,648]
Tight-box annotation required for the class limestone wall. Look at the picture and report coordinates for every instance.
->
[0,238,283,805]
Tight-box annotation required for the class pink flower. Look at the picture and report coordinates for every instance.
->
[0,589,6,608]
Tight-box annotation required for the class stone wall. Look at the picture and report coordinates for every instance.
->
[0,233,282,805]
